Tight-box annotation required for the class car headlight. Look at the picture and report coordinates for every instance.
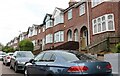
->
[17,61,25,64]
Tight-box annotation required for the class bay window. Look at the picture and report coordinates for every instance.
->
[92,14,115,35]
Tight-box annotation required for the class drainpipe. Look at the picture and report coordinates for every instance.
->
[86,0,90,45]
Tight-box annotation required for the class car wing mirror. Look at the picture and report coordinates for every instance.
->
[29,59,35,63]
[14,56,16,58]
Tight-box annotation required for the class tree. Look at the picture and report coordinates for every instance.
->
[18,39,34,51]
[2,46,14,53]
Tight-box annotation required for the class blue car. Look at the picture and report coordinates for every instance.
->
[24,50,112,76]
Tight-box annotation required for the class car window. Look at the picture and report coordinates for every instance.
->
[50,54,56,61]
[34,53,44,61]
[42,53,53,61]
[75,53,97,60]
[59,52,79,62]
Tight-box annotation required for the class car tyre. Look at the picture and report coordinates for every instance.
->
[5,62,8,66]
[10,63,13,69]
[14,64,18,73]
[24,68,29,76]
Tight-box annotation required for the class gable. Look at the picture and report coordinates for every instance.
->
[53,7,63,18]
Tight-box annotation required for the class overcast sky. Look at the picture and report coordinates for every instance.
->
[0,0,80,45]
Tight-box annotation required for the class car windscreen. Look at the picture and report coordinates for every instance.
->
[59,52,79,62]
[0,52,6,55]
[17,52,34,58]
[9,54,13,56]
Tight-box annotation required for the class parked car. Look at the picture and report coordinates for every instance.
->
[24,50,112,76]
[0,51,6,61]
[3,52,13,66]
[10,51,34,73]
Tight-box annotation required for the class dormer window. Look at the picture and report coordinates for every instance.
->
[46,20,53,29]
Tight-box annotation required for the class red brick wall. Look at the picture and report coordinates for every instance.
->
[89,2,119,44]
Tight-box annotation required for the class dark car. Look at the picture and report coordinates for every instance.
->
[10,51,34,73]
[24,50,112,76]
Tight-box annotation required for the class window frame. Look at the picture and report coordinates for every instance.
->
[92,14,115,35]
[54,31,64,43]
[79,3,86,16]
[92,0,104,7]
[68,9,72,20]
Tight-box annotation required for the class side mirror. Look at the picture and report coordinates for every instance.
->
[14,56,16,58]
[29,59,35,63]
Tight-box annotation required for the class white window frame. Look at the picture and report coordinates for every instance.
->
[54,31,64,43]
[45,34,53,44]
[92,14,115,35]
[54,14,64,26]
[46,20,53,29]
[68,9,72,20]
[92,0,104,7]
[79,3,85,16]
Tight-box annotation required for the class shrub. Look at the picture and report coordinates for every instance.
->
[116,43,120,53]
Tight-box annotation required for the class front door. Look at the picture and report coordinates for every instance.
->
[81,27,88,49]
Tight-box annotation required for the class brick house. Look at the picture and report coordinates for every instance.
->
[36,0,120,54]
[7,0,120,54]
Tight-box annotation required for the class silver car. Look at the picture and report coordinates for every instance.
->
[3,52,13,66]
[0,51,6,61]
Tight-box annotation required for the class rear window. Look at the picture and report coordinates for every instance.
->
[59,52,79,61]
[17,51,34,58]
[9,54,13,56]
[0,52,6,55]
[76,53,97,60]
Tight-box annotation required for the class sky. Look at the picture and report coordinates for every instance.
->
[0,0,79,45]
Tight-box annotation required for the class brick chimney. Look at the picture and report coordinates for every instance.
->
[69,0,77,6]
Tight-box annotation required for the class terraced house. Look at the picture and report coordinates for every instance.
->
[7,0,120,54]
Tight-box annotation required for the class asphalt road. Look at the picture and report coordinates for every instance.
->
[0,61,24,76]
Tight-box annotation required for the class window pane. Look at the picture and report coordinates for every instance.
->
[68,30,72,41]
[68,9,72,20]
[98,23,101,32]
[74,30,78,41]
[94,25,97,33]
[80,3,85,16]
[102,16,105,21]
[94,20,96,24]
[98,18,101,23]
[108,21,114,30]
[108,15,113,19]
[102,22,106,31]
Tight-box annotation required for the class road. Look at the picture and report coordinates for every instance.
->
[0,61,24,76]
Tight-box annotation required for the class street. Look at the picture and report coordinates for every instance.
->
[0,61,23,76]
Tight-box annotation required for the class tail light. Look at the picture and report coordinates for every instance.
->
[106,64,112,69]
[68,66,89,72]
[7,56,10,59]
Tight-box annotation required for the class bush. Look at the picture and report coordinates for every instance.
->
[116,43,120,53]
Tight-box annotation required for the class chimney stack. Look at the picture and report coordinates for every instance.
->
[69,0,77,6]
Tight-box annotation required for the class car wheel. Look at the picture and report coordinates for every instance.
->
[3,61,5,65]
[24,68,29,76]
[14,64,18,73]
[10,63,13,69]
[5,62,8,66]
